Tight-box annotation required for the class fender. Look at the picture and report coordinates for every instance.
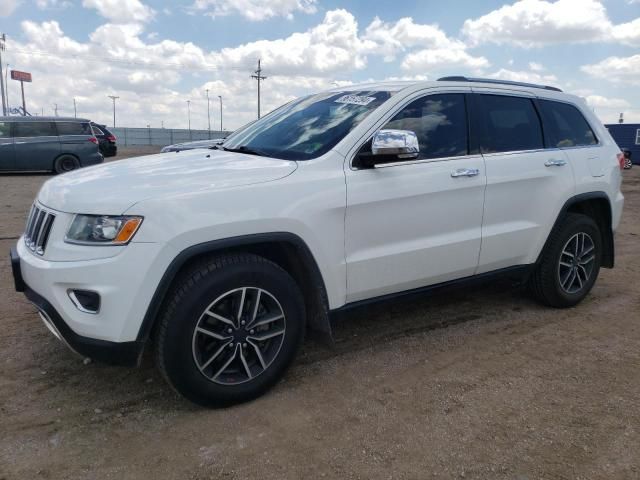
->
[536,191,614,268]
[136,232,332,346]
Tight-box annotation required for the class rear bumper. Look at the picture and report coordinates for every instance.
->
[10,246,143,366]
[100,143,117,157]
[82,152,105,167]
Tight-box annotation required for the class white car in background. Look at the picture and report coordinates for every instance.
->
[12,77,624,407]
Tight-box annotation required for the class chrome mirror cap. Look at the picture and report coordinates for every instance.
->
[371,129,419,159]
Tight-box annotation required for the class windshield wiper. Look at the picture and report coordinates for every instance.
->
[222,145,271,157]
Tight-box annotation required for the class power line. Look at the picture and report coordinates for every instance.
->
[251,59,267,119]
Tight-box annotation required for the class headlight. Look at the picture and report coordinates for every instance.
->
[65,215,143,245]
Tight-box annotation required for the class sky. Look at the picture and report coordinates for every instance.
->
[0,0,638,130]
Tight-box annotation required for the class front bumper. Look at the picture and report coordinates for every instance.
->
[11,247,142,365]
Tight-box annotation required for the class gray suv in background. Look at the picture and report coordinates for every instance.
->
[0,117,104,173]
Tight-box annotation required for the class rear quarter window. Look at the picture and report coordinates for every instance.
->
[13,121,57,137]
[56,122,92,135]
[538,100,597,148]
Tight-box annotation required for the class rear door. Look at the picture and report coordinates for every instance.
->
[57,121,95,160]
[0,121,15,170]
[472,91,575,273]
[13,121,59,171]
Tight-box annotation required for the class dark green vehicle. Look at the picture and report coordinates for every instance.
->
[0,117,104,173]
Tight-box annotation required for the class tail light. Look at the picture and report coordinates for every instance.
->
[107,135,117,142]
[617,152,625,170]
[89,137,98,145]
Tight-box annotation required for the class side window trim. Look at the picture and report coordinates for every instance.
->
[350,89,474,169]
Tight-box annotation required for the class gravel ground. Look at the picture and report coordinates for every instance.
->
[1,150,639,479]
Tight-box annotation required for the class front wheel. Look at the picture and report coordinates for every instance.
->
[624,158,633,169]
[529,213,602,308]
[155,254,306,407]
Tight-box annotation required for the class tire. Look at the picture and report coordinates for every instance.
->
[529,213,602,308]
[624,159,632,170]
[155,253,306,407]
[54,155,80,174]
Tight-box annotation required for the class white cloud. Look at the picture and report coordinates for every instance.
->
[581,54,640,86]
[0,0,20,16]
[213,9,368,75]
[583,95,630,109]
[362,16,489,72]
[36,0,71,9]
[191,0,317,21]
[462,0,639,47]
[82,0,155,23]
[528,61,544,71]
[487,68,557,84]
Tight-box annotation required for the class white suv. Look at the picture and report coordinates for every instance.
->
[11,77,625,406]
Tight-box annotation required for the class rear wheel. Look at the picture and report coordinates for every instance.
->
[624,158,633,169]
[54,155,80,174]
[155,254,306,407]
[529,213,602,308]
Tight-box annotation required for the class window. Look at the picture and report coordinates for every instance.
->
[91,125,105,136]
[13,121,56,138]
[56,122,92,136]
[636,128,640,146]
[477,95,544,153]
[0,122,9,138]
[222,90,393,160]
[538,100,597,148]
[382,93,468,160]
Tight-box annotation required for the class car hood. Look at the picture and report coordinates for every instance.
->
[38,149,298,214]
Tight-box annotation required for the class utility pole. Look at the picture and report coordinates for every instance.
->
[187,99,191,133]
[206,89,211,136]
[73,97,77,118]
[108,95,119,127]
[251,59,267,119]
[53,103,58,117]
[218,95,223,131]
[0,34,7,116]
[4,63,8,113]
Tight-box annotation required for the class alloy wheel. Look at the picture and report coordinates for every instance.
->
[557,232,596,294]
[191,287,286,385]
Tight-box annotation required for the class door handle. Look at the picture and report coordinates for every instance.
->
[451,168,480,178]
[544,159,567,167]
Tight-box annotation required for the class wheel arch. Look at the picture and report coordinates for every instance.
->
[137,232,332,346]
[538,192,614,268]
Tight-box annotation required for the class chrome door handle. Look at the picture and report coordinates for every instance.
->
[544,159,567,167]
[451,168,480,178]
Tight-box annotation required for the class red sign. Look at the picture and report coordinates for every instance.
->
[11,70,32,82]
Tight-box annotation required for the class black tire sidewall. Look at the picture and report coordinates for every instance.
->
[545,215,602,306]
[54,155,80,174]
[161,260,305,407]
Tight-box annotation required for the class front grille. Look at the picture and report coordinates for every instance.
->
[24,204,56,256]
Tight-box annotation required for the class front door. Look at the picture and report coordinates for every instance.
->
[344,92,486,303]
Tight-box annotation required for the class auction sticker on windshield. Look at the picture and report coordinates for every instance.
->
[334,95,376,106]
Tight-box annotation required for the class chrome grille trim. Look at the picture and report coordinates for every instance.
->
[23,204,56,256]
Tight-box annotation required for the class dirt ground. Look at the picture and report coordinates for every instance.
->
[1,149,639,479]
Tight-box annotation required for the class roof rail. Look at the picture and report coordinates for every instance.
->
[437,76,562,92]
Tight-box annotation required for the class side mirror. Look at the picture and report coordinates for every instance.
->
[356,129,419,168]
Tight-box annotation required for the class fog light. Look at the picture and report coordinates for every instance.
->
[68,289,101,314]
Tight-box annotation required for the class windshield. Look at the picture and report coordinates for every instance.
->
[223,90,393,160]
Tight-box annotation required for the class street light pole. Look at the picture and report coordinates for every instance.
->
[73,97,77,118]
[0,34,6,116]
[53,103,58,117]
[206,89,211,136]
[108,95,119,127]
[218,95,223,132]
